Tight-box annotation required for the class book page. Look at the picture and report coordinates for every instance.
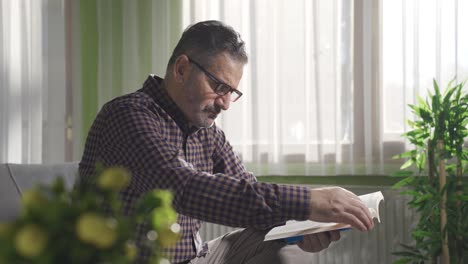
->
[264,191,384,241]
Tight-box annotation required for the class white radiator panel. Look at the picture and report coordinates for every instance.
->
[200,186,417,264]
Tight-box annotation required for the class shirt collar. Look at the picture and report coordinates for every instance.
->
[141,75,200,135]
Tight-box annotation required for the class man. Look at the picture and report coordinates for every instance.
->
[79,20,374,264]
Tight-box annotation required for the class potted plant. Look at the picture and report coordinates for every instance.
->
[0,167,180,264]
[392,79,468,264]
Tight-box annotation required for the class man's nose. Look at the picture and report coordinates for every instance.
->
[215,93,231,110]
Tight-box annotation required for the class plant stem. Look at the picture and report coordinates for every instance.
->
[437,140,449,264]
[456,156,463,263]
[428,139,435,186]
[456,157,462,206]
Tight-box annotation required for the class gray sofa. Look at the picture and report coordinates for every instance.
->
[0,163,78,221]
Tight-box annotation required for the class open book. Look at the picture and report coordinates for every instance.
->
[264,191,384,241]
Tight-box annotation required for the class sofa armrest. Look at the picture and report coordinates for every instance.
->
[0,162,79,221]
[0,164,21,221]
[8,162,79,193]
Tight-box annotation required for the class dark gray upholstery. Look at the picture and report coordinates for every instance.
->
[0,163,78,221]
[0,164,22,221]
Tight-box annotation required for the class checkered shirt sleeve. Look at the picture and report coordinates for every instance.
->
[79,76,311,263]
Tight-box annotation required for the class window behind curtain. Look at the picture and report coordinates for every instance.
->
[183,0,467,176]
[2,0,465,171]
[0,0,69,163]
[184,0,378,176]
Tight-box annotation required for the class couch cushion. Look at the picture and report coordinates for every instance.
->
[8,162,79,194]
[0,164,22,221]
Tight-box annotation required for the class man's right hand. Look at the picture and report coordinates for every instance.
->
[308,187,374,231]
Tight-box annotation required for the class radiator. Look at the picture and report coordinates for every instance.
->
[200,186,417,264]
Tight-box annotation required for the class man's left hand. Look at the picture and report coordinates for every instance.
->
[297,231,341,253]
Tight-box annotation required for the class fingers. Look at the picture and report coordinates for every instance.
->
[340,190,374,230]
[298,232,340,253]
[350,196,374,230]
[342,212,367,231]
[315,232,332,248]
[298,234,325,253]
[309,187,375,231]
[328,230,341,241]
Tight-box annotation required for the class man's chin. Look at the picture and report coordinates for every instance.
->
[192,117,215,128]
[199,120,215,128]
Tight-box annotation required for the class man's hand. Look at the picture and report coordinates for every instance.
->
[297,231,341,253]
[309,187,374,231]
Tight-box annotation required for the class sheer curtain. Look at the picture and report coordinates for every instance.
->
[382,0,468,152]
[73,0,183,159]
[0,0,69,163]
[184,0,368,175]
[183,0,468,176]
[2,0,466,174]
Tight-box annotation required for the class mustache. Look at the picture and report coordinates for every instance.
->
[204,105,221,115]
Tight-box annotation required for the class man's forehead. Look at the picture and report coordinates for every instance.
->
[205,53,245,88]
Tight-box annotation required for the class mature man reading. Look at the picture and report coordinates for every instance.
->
[78,20,374,264]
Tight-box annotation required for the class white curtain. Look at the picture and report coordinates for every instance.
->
[382,0,468,147]
[71,0,182,160]
[1,0,466,175]
[0,0,69,163]
[184,0,367,175]
[183,0,468,176]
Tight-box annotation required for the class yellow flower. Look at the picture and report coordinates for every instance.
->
[157,225,181,248]
[21,189,47,210]
[97,167,131,191]
[152,207,178,231]
[0,222,11,237]
[76,212,117,249]
[14,224,48,258]
[125,242,138,260]
[152,190,173,207]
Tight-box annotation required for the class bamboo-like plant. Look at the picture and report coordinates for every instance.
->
[392,79,468,264]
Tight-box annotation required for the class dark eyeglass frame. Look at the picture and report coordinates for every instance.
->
[187,56,243,102]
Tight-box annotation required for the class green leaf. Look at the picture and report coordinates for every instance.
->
[393,150,417,160]
[414,193,433,203]
[400,159,414,170]
[393,177,416,189]
[399,190,419,197]
[419,108,433,123]
[392,257,413,264]
[416,152,426,170]
[416,95,430,111]
[456,195,468,201]
[390,170,414,177]
[412,230,433,238]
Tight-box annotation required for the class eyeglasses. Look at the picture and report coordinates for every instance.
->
[187,57,243,102]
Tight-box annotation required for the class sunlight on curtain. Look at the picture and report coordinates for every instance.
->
[183,0,362,175]
[3,0,465,171]
[183,0,467,176]
[382,0,468,154]
[0,0,67,163]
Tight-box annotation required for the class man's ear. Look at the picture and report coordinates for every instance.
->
[173,55,191,84]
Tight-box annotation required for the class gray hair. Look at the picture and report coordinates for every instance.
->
[167,20,248,66]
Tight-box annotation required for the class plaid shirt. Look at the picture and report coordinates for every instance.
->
[79,75,311,263]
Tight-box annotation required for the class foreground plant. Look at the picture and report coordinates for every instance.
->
[0,167,179,264]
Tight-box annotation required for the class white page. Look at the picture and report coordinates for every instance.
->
[264,191,384,241]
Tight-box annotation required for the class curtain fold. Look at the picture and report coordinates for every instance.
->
[184,0,362,175]
[0,0,67,163]
[1,0,466,175]
[382,0,468,160]
[182,0,467,176]
[75,0,183,158]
